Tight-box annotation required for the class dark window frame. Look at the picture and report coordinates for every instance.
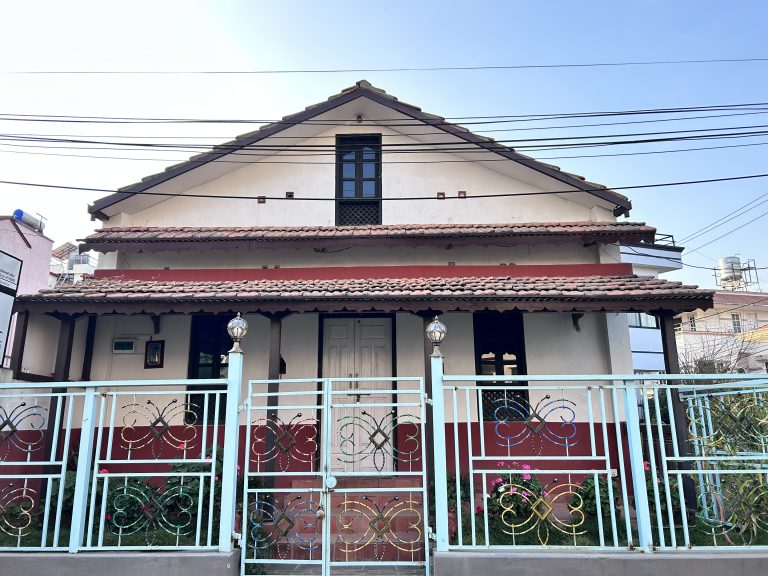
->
[473,312,529,421]
[335,134,382,225]
[187,314,232,424]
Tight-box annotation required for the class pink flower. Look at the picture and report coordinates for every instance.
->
[497,460,506,468]
[522,491,530,497]
[105,513,111,520]
[541,490,548,497]
[574,482,582,487]
[512,461,519,466]
[509,487,518,493]
[523,474,532,481]
[99,468,109,474]
[475,505,484,514]
[493,477,503,485]
[522,464,531,471]
[643,461,651,471]
[215,476,220,481]
[178,442,186,450]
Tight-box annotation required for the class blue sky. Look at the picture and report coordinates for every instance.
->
[1,0,766,288]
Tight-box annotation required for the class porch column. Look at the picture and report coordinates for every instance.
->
[658,311,696,509]
[8,310,28,374]
[420,312,439,489]
[265,313,288,482]
[80,315,98,381]
[43,314,77,496]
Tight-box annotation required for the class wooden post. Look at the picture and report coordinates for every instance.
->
[265,313,287,487]
[658,311,696,509]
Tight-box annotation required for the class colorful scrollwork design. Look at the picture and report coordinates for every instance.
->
[336,495,423,559]
[0,483,37,538]
[336,411,420,472]
[695,475,768,545]
[494,481,586,545]
[108,480,195,544]
[247,495,321,557]
[119,398,199,458]
[250,414,319,472]
[0,402,47,461]
[491,394,578,452]
[688,392,768,456]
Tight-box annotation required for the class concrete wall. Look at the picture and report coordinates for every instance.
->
[115,243,597,271]
[434,551,768,576]
[0,552,238,576]
[114,123,612,230]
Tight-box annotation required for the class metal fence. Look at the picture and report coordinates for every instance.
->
[0,377,233,553]
[2,366,768,559]
[430,371,768,552]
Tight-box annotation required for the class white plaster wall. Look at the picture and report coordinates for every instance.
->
[19,313,59,377]
[112,124,612,229]
[117,243,598,271]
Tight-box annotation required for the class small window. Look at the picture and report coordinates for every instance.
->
[628,313,659,328]
[688,315,697,331]
[187,315,232,423]
[731,313,742,333]
[336,135,382,226]
[473,312,528,421]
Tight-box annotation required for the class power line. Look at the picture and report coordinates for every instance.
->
[678,192,768,244]
[4,139,768,165]
[686,209,768,254]
[5,109,768,140]
[7,57,768,74]
[2,101,768,125]
[1,172,768,201]
[3,128,768,157]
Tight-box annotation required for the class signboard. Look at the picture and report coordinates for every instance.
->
[0,250,22,361]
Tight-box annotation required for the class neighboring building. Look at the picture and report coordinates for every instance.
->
[0,213,53,373]
[620,239,684,373]
[49,242,96,287]
[676,290,768,373]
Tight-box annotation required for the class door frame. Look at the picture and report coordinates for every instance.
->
[316,312,399,471]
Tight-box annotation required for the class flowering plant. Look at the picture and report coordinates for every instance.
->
[484,461,543,520]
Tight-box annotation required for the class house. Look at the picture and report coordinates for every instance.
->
[0,212,53,378]
[7,81,765,576]
[676,289,768,373]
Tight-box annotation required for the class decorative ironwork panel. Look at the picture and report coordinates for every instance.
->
[249,414,320,472]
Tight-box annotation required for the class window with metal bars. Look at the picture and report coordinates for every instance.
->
[335,134,381,225]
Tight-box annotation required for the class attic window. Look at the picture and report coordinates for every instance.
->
[336,134,381,225]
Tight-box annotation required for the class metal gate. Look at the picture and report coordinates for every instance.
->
[241,377,429,576]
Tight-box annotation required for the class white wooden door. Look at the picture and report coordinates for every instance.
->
[322,317,393,472]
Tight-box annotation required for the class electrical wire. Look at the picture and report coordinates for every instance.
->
[4,139,768,165]
[2,172,768,201]
[7,57,768,74]
[678,192,768,244]
[2,101,768,125]
[4,109,768,139]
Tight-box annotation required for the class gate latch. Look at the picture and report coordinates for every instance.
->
[316,505,326,520]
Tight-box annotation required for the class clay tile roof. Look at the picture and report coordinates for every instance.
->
[79,221,656,253]
[16,274,713,315]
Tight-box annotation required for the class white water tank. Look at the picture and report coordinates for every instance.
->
[719,256,743,282]
[12,209,45,232]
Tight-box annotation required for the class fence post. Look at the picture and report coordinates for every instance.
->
[218,316,246,553]
[430,349,449,551]
[68,386,97,553]
[623,379,654,552]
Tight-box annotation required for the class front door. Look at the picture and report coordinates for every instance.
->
[322,317,393,472]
